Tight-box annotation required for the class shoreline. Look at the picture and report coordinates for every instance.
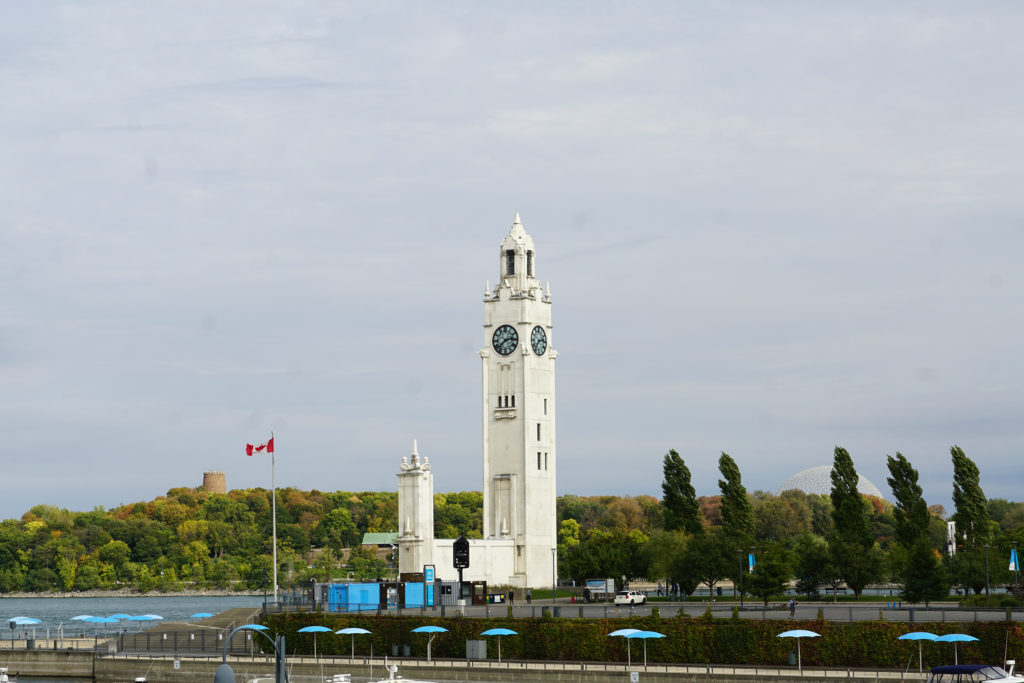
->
[0,588,263,599]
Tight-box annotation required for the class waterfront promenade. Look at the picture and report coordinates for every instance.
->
[3,602,1018,683]
[1,647,931,683]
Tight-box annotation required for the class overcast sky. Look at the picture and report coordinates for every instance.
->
[3,2,1023,522]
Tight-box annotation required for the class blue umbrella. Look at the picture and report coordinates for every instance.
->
[335,627,371,658]
[608,629,641,666]
[142,615,164,620]
[298,625,333,659]
[935,633,979,665]
[127,615,159,633]
[85,616,118,636]
[108,613,131,620]
[480,628,518,663]
[238,624,269,630]
[777,629,820,673]
[411,626,448,662]
[8,617,41,640]
[899,632,938,672]
[625,630,665,669]
[190,613,214,619]
[71,615,93,634]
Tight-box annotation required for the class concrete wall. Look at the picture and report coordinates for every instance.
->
[0,650,923,683]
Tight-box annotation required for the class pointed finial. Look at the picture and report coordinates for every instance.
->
[513,212,521,225]
[412,438,418,455]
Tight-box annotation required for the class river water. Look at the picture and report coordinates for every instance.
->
[2,595,264,683]
[1,594,262,627]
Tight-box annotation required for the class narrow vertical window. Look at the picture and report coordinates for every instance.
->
[543,398,547,415]
[527,250,534,277]
[511,395,515,407]
[544,453,548,470]
[537,452,541,470]
[506,250,515,275]
[537,423,541,440]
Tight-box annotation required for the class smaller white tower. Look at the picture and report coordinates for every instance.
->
[397,440,435,575]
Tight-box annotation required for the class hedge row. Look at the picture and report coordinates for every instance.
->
[266,612,1024,669]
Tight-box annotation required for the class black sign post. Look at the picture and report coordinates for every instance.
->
[453,534,470,586]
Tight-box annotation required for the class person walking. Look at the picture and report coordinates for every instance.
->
[788,597,797,618]
[509,588,515,605]
[526,588,532,604]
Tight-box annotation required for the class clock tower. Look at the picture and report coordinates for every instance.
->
[480,213,556,587]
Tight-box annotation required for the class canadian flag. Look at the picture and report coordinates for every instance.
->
[246,437,275,456]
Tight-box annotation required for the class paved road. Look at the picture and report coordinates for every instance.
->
[397,601,1024,623]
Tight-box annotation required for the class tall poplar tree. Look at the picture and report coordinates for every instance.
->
[830,446,872,547]
[950,445,991,549]
[718,452,754,544]
[829,446,881,597]
[661,449,703,535]
[886,452,930,548]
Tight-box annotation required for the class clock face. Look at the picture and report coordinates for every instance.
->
[492,325,518,356]
[531,325,547,356]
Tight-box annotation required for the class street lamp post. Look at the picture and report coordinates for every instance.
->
[984,545,991,604]
[215,625,287,683]
[551,547,557,604]
[738,549,745,609]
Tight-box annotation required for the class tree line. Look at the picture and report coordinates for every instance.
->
[556,446,1023,605]
[1,446,1022,601]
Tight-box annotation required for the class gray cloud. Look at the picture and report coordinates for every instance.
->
[2,2,1023,519]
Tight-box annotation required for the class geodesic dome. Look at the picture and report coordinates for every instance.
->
[778,465,885,499]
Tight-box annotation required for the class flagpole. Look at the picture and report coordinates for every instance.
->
[271,430,278,603]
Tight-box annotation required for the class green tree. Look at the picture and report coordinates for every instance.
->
[886,452,930,548]
[946,548,987,595]
[98,540,132,577]
[347,545,387,581]
[951,446,991,549]
[662,450,703,535]
[675,530,731,597]
[901,539,950,605]
[829,447,881,596]
[831,447,872,547]
[792,534,831,599]
[747,543,793,606]
[642,530,687,589]
[718,452,754,545]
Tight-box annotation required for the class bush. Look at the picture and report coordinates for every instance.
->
[959,594,1018,608]
[265,613,1023,668]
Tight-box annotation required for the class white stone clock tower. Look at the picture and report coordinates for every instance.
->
[479,213,556,588]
